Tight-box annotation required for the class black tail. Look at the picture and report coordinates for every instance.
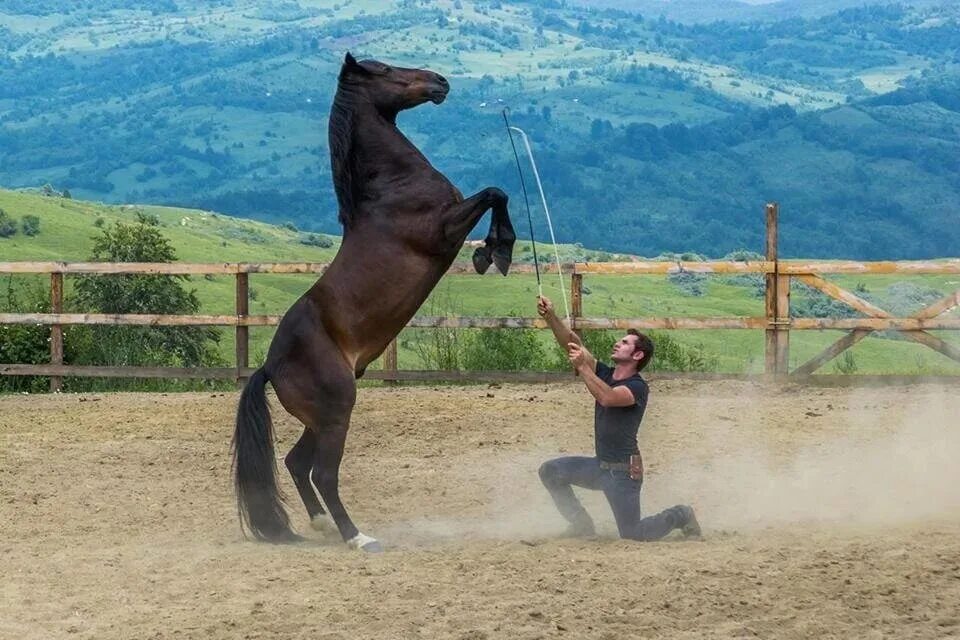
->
[231,368,297,542]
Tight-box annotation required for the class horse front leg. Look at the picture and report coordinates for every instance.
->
[490,199,516,276]
[442,187,513,276]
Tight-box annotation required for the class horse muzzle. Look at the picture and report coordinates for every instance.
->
[429,76,449,104]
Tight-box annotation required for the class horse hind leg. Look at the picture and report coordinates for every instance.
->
[284,429,336,537]
[272,349,381,552]
[309,419,382,553]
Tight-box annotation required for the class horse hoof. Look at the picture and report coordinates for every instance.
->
[347,532,382,553]
[492,249,511,276]
[472,247,492,274]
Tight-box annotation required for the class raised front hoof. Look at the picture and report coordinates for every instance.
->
[347,533,383,553]
[492,249,512,276]
[472,246,493,274]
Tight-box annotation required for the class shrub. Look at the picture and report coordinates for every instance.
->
[723,249,765,262]
[461,325,547,371]
[410,285,464,370]
[668,270,707,296]
[0,278,52,392]
[0,209,16,238]
[792,280,868,318]
[21,214,40,236]
[547,329,718,373]
[880,281,943,317]
[645,330,718,372]
[299,233,334,248]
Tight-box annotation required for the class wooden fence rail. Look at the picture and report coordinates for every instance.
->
[2,205,959,389]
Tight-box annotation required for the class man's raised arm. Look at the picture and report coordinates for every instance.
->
[537,295,581,350]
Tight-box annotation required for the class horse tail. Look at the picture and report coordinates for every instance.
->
[232,367,297,542]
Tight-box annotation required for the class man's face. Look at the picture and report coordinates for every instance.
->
[611,334,642,365]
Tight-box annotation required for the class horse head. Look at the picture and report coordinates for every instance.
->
[338,53,449,117]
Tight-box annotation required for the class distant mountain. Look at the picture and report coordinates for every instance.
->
[569,0,952,22]
[1,0,959,259]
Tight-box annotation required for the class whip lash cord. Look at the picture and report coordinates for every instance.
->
[502,108,542,297]
[502,111,570,323]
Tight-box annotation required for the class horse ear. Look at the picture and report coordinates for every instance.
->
[342,52,368,78]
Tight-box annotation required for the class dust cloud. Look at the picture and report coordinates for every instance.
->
[651,385,960,531]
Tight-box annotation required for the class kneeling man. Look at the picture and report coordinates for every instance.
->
[537,295,700,541]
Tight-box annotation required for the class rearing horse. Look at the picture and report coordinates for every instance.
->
[232,53,516,552]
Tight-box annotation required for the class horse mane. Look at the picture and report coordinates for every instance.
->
[328,89,360,230]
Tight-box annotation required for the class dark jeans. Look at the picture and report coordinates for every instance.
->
[538,456,686,541]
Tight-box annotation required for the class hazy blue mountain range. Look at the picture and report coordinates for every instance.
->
[1,0,958,259]
[570,0,952,23]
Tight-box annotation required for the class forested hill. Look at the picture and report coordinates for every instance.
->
[1,0,958,259]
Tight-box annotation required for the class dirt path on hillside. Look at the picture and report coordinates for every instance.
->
[2,380,959,639]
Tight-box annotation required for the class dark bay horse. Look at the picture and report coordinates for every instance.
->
[232,53,515,551]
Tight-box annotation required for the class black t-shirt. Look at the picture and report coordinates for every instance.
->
[593,361,649,463]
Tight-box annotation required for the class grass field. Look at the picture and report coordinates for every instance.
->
[1,188,958,376]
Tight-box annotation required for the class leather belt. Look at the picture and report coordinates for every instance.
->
[599,461,629,470]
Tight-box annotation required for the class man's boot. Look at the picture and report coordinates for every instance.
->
[677,505,702,539]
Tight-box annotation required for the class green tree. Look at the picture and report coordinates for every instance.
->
[69,214,224,381]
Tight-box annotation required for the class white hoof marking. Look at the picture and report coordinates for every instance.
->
[346,533,381,552]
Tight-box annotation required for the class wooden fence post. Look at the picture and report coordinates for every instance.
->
[571,271,583,340]
[49,272,63,392]
[764,202,784,375]
[776,272,791,374]
[236,272,249,384]
[384,339,398,384]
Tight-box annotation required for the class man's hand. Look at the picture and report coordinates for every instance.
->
[567,342,592,370]
[537,295,554,317]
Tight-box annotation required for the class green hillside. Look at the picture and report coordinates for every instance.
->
[1,1,959,259]
[2,189,958,378]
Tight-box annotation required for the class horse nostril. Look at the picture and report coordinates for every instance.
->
[436,75,449,90]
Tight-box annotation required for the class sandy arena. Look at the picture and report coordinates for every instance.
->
[2,379,959,639]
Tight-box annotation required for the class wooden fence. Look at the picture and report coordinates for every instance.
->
[2,204,959,390]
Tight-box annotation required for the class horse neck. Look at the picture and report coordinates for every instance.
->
[330,94,432,214]
[353,105,430,173]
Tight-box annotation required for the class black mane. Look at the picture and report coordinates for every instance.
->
[328,88,360,230]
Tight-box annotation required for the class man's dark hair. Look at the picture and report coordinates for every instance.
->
[627,329,654,372]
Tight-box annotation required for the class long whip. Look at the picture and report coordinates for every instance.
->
[502,111,570,323]
[502,109,542,296]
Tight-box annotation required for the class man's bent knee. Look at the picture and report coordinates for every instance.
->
[538,460,560,488]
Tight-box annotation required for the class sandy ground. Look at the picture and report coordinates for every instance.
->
[1,379,960,640]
